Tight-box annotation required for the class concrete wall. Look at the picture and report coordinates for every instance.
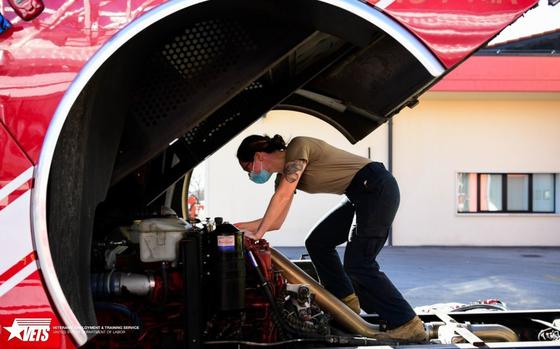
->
[199,93,560,246]
[203,110,387,247]
[392,93,560,246]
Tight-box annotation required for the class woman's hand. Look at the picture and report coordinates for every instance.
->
[234,222,264,239]
[242,230,263,240]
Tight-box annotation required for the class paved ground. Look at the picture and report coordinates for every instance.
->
[276,246,560,311]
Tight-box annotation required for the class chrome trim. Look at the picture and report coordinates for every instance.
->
[433,311,520,343]
[317,0,445,77]
[31,0,443,345]
[31,0,209,345]
[147,273,156,297]
[469,324,519,343]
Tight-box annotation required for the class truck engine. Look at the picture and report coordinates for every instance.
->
[84,208,560,349]
[86,211,363,349]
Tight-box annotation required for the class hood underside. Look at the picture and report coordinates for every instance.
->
[88,0,435,203]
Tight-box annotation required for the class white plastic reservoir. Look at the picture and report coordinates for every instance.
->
[127,217,190,263]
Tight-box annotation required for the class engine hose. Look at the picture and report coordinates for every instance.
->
[94,302,143,330]
[245,250,288,340]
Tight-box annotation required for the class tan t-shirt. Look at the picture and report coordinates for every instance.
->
[275,136,371,194]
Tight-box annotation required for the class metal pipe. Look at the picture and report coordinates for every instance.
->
[424,321,445,339]
[425,322,519,342]
[91,272,155,298]
[270,248,381,337]
[469,324,519,342]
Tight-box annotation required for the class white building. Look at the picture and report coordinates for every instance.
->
[194,34,560,247]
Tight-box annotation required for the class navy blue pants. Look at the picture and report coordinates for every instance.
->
[305,162,416,328]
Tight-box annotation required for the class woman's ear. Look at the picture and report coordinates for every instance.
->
[254,151,264,162]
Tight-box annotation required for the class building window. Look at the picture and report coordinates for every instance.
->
[480,174,502,211]
[507,174,529,211]
[533,174,555,212]
[457,173,557,214]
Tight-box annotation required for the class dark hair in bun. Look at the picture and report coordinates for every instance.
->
[237,134,287,162]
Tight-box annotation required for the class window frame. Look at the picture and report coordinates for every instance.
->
[531,173,557,213]
[458,172,556,214]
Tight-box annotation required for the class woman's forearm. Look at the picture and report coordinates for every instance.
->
[236,218,262,231]
[273,195,293,230]
[235,199,289,235]
[255,193,293,238]
[251,158,305,239]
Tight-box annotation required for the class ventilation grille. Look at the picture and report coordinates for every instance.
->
[184,112,241,145]
[183,79,267,146]
[132,19,258,129]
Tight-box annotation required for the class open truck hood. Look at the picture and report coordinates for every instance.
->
[102,0,538,201]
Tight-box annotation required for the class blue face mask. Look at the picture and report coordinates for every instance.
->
[249,159,272,184]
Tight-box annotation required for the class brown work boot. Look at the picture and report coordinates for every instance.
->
[340,293,361,314]
[376,316,428,343]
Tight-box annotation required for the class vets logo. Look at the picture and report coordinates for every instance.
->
[3,318,51,342]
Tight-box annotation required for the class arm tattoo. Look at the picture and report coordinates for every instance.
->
[283,160,305,183]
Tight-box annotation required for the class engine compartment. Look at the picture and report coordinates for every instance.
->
[84,210,560,349]
[86,212,347,348]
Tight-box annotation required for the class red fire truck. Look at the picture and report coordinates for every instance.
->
[2,0,558,348]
